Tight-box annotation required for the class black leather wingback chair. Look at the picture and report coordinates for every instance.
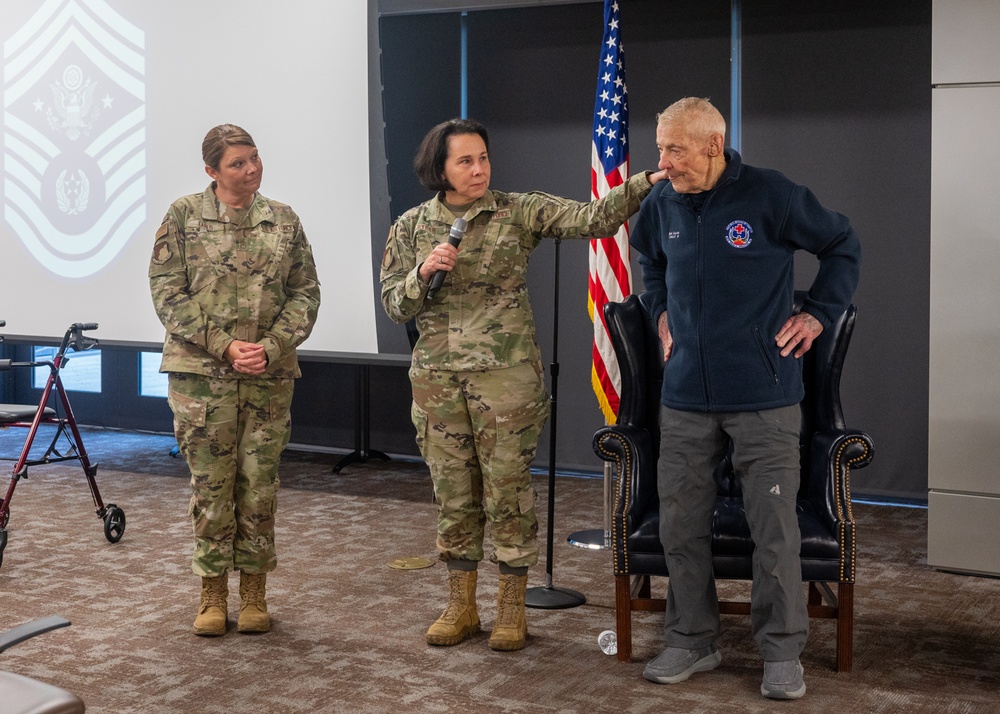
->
[593,293,874,672]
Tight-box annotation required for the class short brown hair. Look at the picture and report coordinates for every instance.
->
[202,124,256,170]
[412,118,490,193]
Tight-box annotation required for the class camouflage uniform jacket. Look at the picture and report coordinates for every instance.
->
[380,172,652,371]
[149,184,321,379]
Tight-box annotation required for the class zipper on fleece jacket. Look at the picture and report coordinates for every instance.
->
[695,213,714,411]
[753,325,780,385]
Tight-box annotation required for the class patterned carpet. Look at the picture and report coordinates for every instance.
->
[0,427,998,713]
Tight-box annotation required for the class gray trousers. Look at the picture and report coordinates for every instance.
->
[657,405,808,661]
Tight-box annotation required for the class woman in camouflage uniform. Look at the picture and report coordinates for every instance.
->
[149,125,320,637]
[380,118,663,651]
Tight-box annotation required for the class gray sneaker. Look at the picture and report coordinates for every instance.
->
[643,644,721,684]
[761,659,806,699]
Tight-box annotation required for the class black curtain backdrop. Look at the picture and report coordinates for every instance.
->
[373,0,931,500]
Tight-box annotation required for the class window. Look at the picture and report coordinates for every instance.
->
[139,352,168,398]
[32,345,102,393]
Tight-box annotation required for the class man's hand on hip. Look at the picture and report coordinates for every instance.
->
[775,312,823,358]
[657,311,674,363]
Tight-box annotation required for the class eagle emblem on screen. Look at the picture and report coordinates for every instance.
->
[3,0,146,279]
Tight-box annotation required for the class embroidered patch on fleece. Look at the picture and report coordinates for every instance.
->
[725,220,753,249]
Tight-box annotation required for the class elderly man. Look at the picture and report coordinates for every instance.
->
[629,97,861,700]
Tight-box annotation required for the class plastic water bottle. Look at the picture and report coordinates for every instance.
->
[597,629,618,655]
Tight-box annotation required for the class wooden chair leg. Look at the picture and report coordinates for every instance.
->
[836,582,854,672]
[807,581,822,607]
[615,574,633,662]
[635,574,651,599]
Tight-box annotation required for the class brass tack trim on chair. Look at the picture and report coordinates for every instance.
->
[596,433,631,575]
[834,435,871,582]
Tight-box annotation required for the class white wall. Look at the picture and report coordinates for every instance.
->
[928,0,1000,574]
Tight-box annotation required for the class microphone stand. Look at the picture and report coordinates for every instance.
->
[525,238,585,609]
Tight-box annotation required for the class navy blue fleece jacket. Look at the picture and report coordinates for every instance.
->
[629,149,861,413]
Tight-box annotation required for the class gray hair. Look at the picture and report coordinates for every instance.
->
[656,97,726,141]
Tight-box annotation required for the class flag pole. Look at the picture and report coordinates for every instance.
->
[569,0,627,552]
[525,238,586,610]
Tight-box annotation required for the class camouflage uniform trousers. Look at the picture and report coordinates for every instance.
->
[167,373,293,578]
[409,361,550,568]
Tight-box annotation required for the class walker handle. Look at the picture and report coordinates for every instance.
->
[62,322,99,355]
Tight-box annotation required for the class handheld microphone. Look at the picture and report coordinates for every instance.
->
[427,217,467,299]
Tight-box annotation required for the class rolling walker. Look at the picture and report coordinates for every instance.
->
[0,320,126,569]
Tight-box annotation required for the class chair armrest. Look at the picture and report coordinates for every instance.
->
[808,429,875,535]
[594,424,658,524]
[0,617,71,655]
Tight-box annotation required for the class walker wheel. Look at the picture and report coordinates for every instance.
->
[1,504,8,529]
[0,529,7,569]
[103,505,126,543]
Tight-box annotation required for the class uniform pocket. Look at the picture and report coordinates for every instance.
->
[187,263,228,296]
[516,485,537,515]
[184,224,231,294]
[493,399,547,467]
[261,225,291,280]
[480,220,528,279]
[167,388,207,427]
[477,221,502,275]
[410,400,430,455]
[268,380,294,422]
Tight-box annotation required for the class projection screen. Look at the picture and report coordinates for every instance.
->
[1,0,377,353]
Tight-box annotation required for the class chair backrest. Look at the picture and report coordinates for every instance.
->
[793,294,856,497]
[796,293,855,435]
[603,294,663,450]
[604,292,857,497]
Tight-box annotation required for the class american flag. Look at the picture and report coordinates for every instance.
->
[589,0,631,424]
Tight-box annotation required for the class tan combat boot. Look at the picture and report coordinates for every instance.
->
[488,573,528,651]
[426,570,480,646]
[237,572,271,633]
[193,575,228,636]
